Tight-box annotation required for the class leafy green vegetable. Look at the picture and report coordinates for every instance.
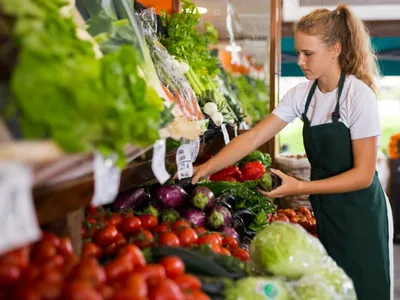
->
[225,277,293,300]
[160,0,218,78]
[249,221,327,279]
[293,274,338,300]
[238,151,272,169]
[312,257,357,299]
[3,0,165,166]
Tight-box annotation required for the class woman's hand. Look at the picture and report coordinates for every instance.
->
[191,163,213,184]
[258,168,303,198]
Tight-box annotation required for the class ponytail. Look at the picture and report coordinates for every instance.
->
[294,4,379,94]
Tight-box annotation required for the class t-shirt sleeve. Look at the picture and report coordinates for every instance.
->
[272,87,298,123]
[348,87,381,140]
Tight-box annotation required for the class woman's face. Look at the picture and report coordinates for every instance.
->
[294,31,338,80]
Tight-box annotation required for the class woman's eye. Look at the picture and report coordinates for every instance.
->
[304,52,312,56]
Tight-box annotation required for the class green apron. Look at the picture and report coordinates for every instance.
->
[302,71,390,300]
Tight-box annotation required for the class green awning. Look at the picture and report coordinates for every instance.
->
[281,37,400,77]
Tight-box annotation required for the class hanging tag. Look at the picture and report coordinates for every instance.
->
[176,144,193,180]
[92,152,121,207]
[152,139,170,184]
[221,124,230,145]
[239,121,249,130]
[190,138,200,163]
[0,162,41,255]
[234,125,238,137]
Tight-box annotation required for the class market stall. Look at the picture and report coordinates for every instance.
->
[0,0,360,299]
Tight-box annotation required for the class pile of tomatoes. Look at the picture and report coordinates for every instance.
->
[82,207,249,262]
[0,232,210,300]
[271,207,317,237]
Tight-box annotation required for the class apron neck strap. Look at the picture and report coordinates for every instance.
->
[302,70,346,123]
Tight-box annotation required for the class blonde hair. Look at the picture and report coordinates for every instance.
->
[294,4,379,94]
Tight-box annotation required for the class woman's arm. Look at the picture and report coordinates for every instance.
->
[191,114,288,184]
[263,136,378,198]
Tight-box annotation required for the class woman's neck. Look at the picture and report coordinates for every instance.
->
[317,66,342,93]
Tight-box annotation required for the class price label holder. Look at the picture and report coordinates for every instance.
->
[92,152,121,207]
[221,123,230,145]
[152,139,171,184]
[0,162,41,255]
[176,144,193,180]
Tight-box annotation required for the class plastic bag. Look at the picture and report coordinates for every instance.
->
[139,8,203,121]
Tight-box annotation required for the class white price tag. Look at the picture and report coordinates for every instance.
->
[190,138,200,163]
[152,140,171,184]
[239,121,247,130]
[176,144,193,180]
[221,123,230,145]
[92,152,121,207]
[234,125,238,137]
[0,163,41,255]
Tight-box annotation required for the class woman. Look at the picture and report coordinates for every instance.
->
[192,4,393,300]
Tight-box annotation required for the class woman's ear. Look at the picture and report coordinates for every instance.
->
[331,42,342,59]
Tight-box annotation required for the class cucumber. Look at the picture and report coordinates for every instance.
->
[149,246,246,279]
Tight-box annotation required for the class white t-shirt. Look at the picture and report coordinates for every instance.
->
[272,75,381,143]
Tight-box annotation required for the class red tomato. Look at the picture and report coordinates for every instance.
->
[108,214,123,229]
[95,225,118,247]
[63,281,103,300]
[87,205,98,216]
[41,232,61,248]
[173,274,201,292]
[283,208,296,218]
[112,288,145,300]
[102,243,117,257]
[117,244,146,268]
[0,263,21,285]
[63,254,79,277]
[136,265,166,283]
[290,216,299,223]
[232,248,249,262]
[171,220,191,232]
[160,256,185,279]
[184,290,211,300]
[277,213,290,222]
[139,215,159,230]
[153,222,171,235]
[220,247,231,256]
[115,233,127,248]
[42,254,64,270]
[82,243,102,259]
[149,278,185,300]
[178,228,198,247]
[32,240,57,263]
[158,232,180,247]
[133,230,154,249]
[121,217,142,234]
[98,285,114,300]
[69,257,106,288]
[298,207,312,219]
[38,268,64,285]
[207,233,222,246]
[194,226,207,236]
[35,281,62,300]
[58,236,73,256]
[125,273,148,298]
[210,243,221,254]
[81,226,89,239]
[0,246,30,270]
[86,217,98,225]
[197,234,220,247]
[104,257,133,283]
[222,236,238,250]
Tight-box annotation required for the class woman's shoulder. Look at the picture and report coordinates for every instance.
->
[346,75,376,100]
[283,80,313,101]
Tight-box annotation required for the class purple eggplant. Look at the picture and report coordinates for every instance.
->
[207,205,232,230]
[183,208,206,227]
[112,187,149,211]
[191,186,216,211]
[220,227,239,242]
[156,185,188,209]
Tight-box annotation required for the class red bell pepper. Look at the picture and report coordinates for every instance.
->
[240,161,265,181]
[209,166,242,181]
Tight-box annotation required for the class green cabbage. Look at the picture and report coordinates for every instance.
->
[292,274,337,300]
[225,277,293,300]
[313,257,357,299]
[249,221,327,279]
